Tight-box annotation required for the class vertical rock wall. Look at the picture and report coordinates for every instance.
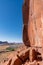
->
[23,0,43,47]
[23,0,30,46]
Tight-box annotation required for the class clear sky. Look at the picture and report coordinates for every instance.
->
[0,0,24,43]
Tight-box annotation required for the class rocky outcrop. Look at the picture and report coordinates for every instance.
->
[23,0,43,47]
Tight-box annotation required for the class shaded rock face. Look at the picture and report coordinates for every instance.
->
[23,0,43,47]
[23,0,30,47]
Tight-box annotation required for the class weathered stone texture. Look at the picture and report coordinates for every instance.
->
[23,0,43,47]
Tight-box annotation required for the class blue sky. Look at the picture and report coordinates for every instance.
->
[0,0,24,43]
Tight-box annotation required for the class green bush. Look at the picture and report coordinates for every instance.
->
[6,47,14,51]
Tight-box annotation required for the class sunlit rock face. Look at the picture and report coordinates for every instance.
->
[23,0,43,47]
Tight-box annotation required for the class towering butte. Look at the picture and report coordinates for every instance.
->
[1,0,43,65]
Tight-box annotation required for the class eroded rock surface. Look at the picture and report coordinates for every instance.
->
[23,0,43,47]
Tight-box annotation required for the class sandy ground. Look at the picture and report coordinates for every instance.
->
[0,44,23,64]
[0,45,17,63]
[0,45,9,51]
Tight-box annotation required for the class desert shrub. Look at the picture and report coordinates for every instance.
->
[6,47,14,51]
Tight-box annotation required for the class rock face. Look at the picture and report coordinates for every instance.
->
[23,0,30,46]
[23,0,43,47]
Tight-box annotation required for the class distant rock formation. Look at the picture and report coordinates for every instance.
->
[0,41,8,45]
[0,41,22,45]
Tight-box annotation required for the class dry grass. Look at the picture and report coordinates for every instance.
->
[0,45,9,51]
[0,45,14,63]
[0,44,22,63]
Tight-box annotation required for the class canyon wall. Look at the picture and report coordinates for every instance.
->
[23,0,43,47]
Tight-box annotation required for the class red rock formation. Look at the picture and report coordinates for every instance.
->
[23,0,30,47]
[1,0,43,65]
[28,0,43,47]
[23,0,43,47]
